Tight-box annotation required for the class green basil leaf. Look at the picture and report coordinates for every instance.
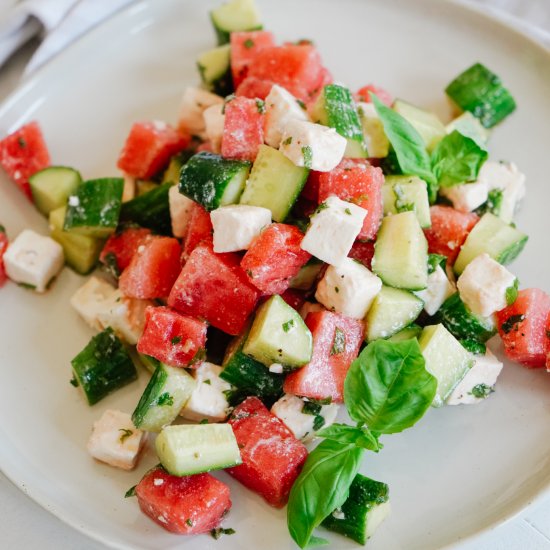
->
[317,423,381,452]
[287,439,364,549]
[344,339,437,434]
[431,130,488,187]
[370,94,436,188]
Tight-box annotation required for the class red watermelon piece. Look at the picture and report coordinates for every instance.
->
[196,141,214,153]
[117,121,189,179]
[226,397,308,507]
[356,84,394,107]
[119,235,182,299]
[496,288,550,369]
[0,226,8,287]
[236,76,275,100]
[230,30,276,88]
[168,242,260,335]
[137,306,207,368]
[182,202,213,262]
[545,314,550,371]
[135,466,231,534]
[280,289,306,311]
[221,96,264,162]
[241,223,311,295]
[348,240,375,270]
[424,206,479,264]
[284,311,364,403]
[0,121,50,200]
[99,226,151,275]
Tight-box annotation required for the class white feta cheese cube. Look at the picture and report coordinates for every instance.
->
[301,196,367,266]
[439,180,489,213]
[4,229,64,292]
[269,363,284,374]
[279,119,347,172]
[457,253,516,317]
[414,265,455,316]
[264,84,309,148]
[178,87,224,136]
[180,362,231,423]
[316,258,382,319]
[211,204,271,253]
[447,349,503,405]
[87,409,147,470]
[357,102,390,158]
[299,301,325,320]
[271,394,339,440]
[203,103,225,153]
[71,276,117,330]
[169,185,195,238]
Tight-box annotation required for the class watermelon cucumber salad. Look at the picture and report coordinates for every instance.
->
[0,0,549,547]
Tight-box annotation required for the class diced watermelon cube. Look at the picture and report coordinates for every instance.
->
[196,141,215,153]
[99,226,152,275]
[545,314,550,371]
[119,235,182,299]
[306,66,334,107]
[117,121,189,179]
[0,227,8,287]
[311,159,384,240]
[230,31,276,88]
[137,306,207,368]
[226,397,308,507]
[182,202,213,262]
[235,76,275,100]
[284,311,364,403]
[348,239,375,270]
[424,205,479,264]
[135,466,232,534]
[241,223,311,295]
[280,288,306,311]
[168,242,260,335]
[0,121,50,200]
[221,97,264,162]
[496,288,550,368]
[355,84,394,106]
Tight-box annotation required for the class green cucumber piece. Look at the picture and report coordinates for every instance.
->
[372,211,428,290]
[156,424,241,476]
[119,181,172,234]
[312,84,366,158]
[132,363,196,432]
[445,112,490,148]
[321,474,390,545]
[136,180,159,196]
[197,44,233,97]
[365,286,424,342]
[243,295,312,369]
[179,151,250,211]
[239,144,309,222]
[137,353,161,374]
[382,175,431,228]
[418,324,473,407]
[453,213,528,275]
[221,329,284,405]
[445,63,516,128]
[387,324,423,342]
[289,258,324,290]
[29,166,82,216]
[161,151,195,186]
[63,178,123,238]
[357,103,390,158]
[71,327,137,405]
[435,292,496,343]
[210,0,263,45]
[393,99,446,152]
[49,206,104,274]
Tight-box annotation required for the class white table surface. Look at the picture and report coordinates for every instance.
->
[1,3,550,549]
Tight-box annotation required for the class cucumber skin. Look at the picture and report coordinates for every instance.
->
[131,364,167,428]
[71,328,137,405]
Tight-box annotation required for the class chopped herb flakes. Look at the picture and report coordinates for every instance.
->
[69,376,79,387]
[210,527,236,540]
[282,136,293,146]
[301,145,313,168]
[256,99,266,114]
[124,485,137,498]
[331,327,346,355]
[344,208,352,215]
[186,518,194,527]
[243,38,255,49]
[312,414,326,431]
[157,392,174,407]
[302,401,322,416]
[171,335,182,345]
[119,428,134,443]
[17,136,26,148]
[200,418,209,424]
[282,319,295,333]
[501,314,525,334]
[296,99,306,110]
[470,383,494,399]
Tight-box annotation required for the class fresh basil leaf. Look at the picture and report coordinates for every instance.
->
[505,278,519,306]
[370,94,436,189]
[317,423,381,452]
[287,439,364,549]
[431,130,488,187]
[305,535,330,548]
[344,339,437,434]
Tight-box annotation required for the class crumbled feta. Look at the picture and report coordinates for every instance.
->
[299,301,325,320]
[279,119,347,172]
[414,265,455,316]
[211,205,271,253]
[180,362,232,423]
[87,409,147,470]
[301,196,367,266]
[202,103,225,153]
[457,253,516,317]
[169,185,195,238]
[269,363,284,374]
[4,229,64,292]
[71,276,117,330]
[447,349,503,405]
[316,258,382,319]
[68,195,80,207]
[271,394,339,440]
[264,85,310,148]
[357,102,390,158]
[178,87,224,136]
[439,180,488,213]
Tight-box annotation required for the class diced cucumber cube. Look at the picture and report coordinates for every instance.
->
[382,175,431,228]
[29,166,82,216]
[357,102,390,158]
[210,0,263,45]
[445,112,490,148]
[387,324,423,343]
[197,44,233,97]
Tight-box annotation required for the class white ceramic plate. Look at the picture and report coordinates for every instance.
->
[1,1,550,549]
